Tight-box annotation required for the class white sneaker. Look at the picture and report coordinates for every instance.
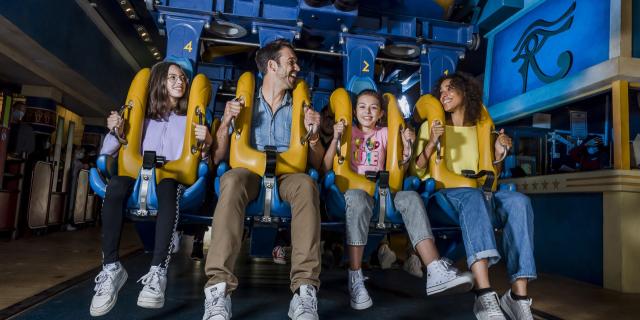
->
[136,265,167,308]
[500,289,534,320]
[348,269,373,310]
[403,254,424,278]
[473,291,507,320]
[203,282,232,320]
[426,258,474,296]
[377,244,396,269]
[288,284,319,320]
[90,262,128,317]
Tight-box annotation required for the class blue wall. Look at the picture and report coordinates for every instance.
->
[529,193,603,285]
[486,0,610,106]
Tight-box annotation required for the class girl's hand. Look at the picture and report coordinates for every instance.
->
[107,111,123,136]
[333,120,346,140]
[194,123,213,148]
[429,120,444,145]
[494,129,512,155]
[401,127,415,146]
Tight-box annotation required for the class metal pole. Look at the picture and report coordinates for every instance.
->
[201,37,421,65]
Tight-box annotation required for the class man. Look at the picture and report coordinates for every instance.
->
[203,39,324,320]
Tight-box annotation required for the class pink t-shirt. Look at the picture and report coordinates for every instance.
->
[350,126,388,175]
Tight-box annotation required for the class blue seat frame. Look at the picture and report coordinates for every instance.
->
[214,161,319,257]
[89,155,211,249]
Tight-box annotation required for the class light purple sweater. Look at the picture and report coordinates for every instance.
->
[100,112,186,161]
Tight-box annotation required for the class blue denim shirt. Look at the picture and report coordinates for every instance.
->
[250,89,292,152]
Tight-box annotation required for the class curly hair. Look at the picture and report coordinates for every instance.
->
[147,61,189,120]
[434,73,484,125]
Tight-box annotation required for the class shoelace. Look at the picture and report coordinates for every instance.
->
[137,268,162,293]
[298,287,318,315]
[350,274,369,301]
[94,270,115,296]
[204,288,229,319]
[479,294,503,317]
[438,258,459,275]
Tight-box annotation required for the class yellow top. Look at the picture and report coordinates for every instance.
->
[410,121,479,179]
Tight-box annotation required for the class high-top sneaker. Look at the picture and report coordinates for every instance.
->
[426,258,474,296]
[348,269,373,310]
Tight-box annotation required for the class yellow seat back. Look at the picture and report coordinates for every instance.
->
[413,94,497,191]
[329,88,407,195]
[117,68,212,185]
[229,72,310,176]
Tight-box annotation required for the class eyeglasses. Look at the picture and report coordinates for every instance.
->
[167,74,186,85]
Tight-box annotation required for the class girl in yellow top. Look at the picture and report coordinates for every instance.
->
[412,73,536,320]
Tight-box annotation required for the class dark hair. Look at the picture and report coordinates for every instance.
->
[434,72,484,125]
[355,89,387,126]
[147,61,189,120]
[254,39,295,74]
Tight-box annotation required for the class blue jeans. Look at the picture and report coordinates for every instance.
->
[438,187,537,283]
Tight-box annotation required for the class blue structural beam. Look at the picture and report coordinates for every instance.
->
[157,1,213,71]
[254,22,299,46]
[420,45,465,94]
[477,0,524,32]
[341,33,385,93]
[298,0,358,32]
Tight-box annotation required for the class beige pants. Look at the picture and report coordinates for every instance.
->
[204,168,322,293]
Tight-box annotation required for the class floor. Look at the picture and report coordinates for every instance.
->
[0,224,141,313]
[1,225,640,319]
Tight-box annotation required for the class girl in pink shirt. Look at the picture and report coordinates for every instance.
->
[323,90,473,310]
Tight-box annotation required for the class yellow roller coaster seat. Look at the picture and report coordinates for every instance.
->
[411,94,497,191]
[117,68,212,185]
[229,72,310,176]
[329,88,407,195]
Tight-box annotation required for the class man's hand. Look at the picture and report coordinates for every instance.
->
[304,106,321,136]
[222,98,243,128]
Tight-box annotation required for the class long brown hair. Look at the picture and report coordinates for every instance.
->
[147,61,189,120]
[355,89,387,127]
[434,73,484,125]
